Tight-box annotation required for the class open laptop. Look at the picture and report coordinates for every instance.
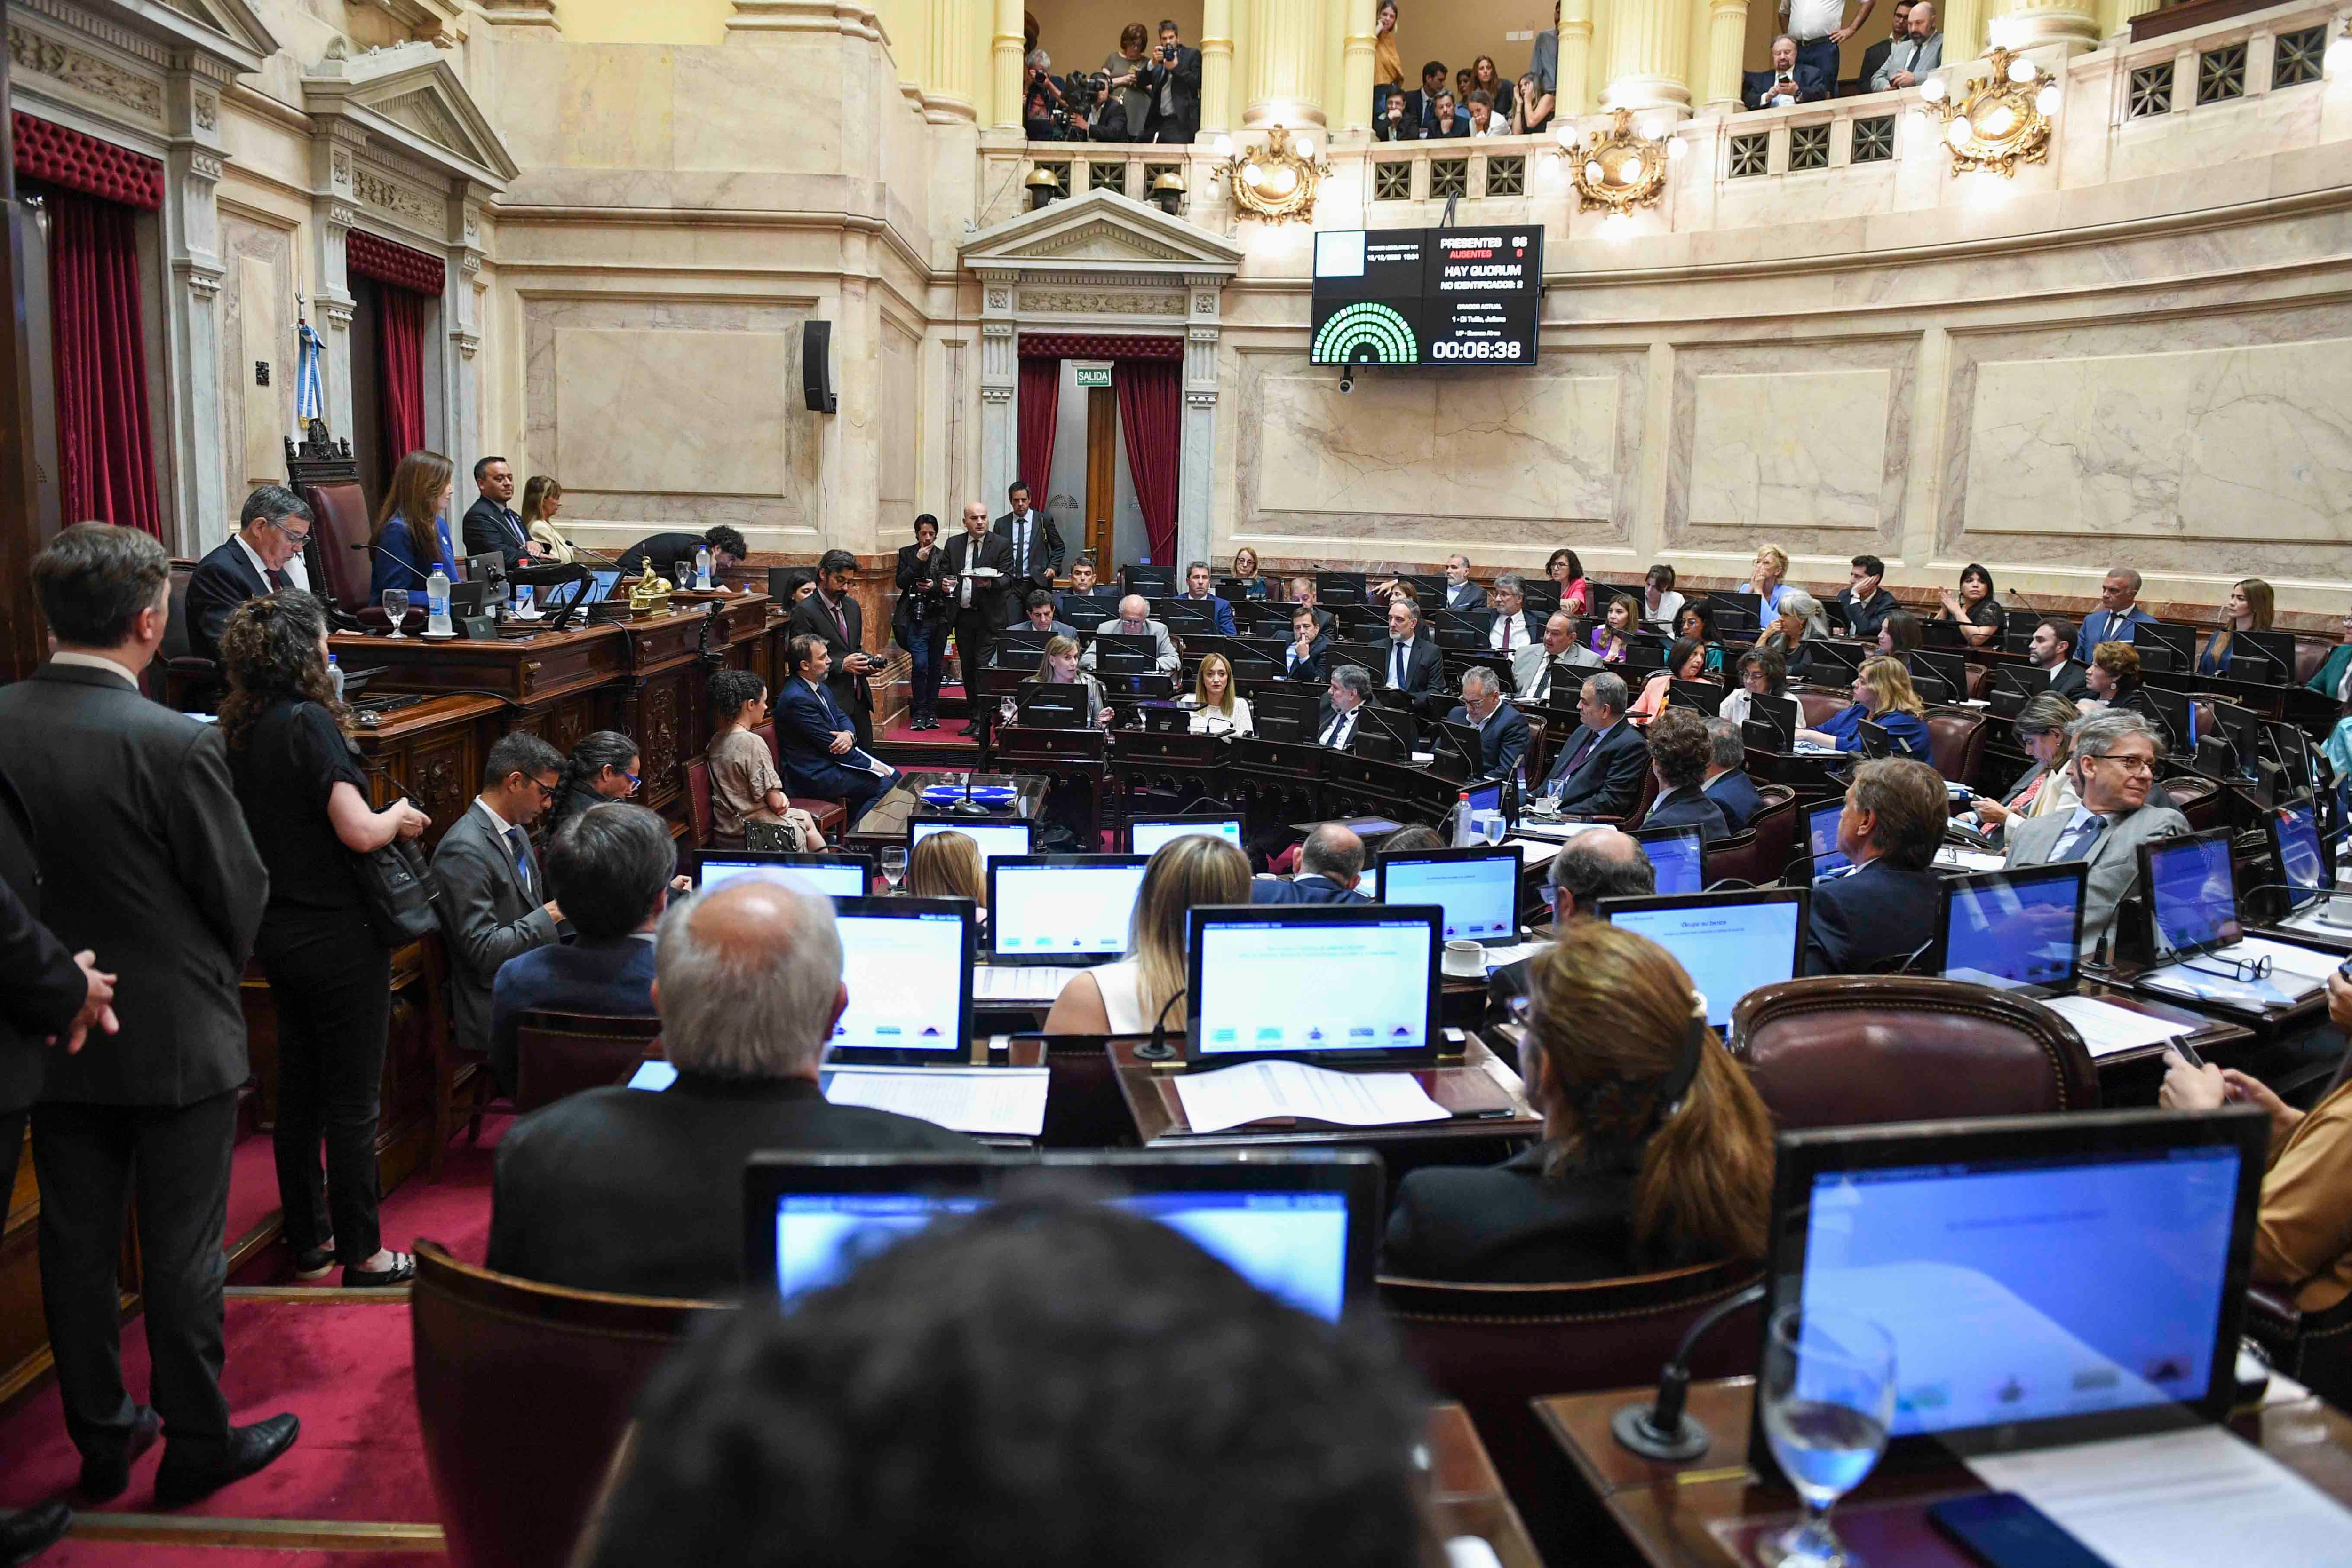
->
[695,850,874,900]
[1186,904,1443,1067]
[1804,800,1851,880]
[1631,823,1705,896]
[909,817,1037,873]
[1128,813,1245,856]
[1594,887,1809,1029]
[1015,681,1094,729]
[1374,845,1522,945]
[985,855,1149,965]
[826,897,975,1065]
[2133,829,2339,1006]
[741,1149,1385,1322]
[2270,799,2333,910]
[1930,863,2089,995]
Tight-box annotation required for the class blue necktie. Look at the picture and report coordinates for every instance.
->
[1392,641,1407,689]
[2050,815,2104,864]
[506,827,536,902]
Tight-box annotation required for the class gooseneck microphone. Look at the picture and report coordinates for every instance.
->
[1134,985,1189,1061]
[1609,1283,1767,1460]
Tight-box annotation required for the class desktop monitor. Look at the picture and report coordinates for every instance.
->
[1374,845,1522,945]
[1806,800,1851,880]
[985,855,1150,965]
[1595,888,1809,1029]
[1128,813,1246,856]
[2269,721,2317,795]
[1314,570,1368,608]
[742,1150,1385,1323]
[2141,685,2193,757]
[1932,864,2087,990]
[1908,649,1968,704]
[2130,620,2197,671]
[1015,682,1093,729]
[826,897,975,1064]
[909,817,1037,874]
[2230,628,2300,686]
[1186,904,1443,1066]
[1748,693,1799,750]
[1631,824,1705,896]
[2140,828,2241,957]
[1122,563,1176,597]
[1755,1107,2265,1475]
[2209,701,2265,779]
[1806,641,1863,682]
[1091,634,1160,676]
[1858,718,1893,759]
[696,850,875,900]
[2271,800,2332,910]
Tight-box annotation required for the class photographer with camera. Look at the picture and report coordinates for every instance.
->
[1077,66,1130,140]
[1138,19,1201,144]
[1022,48,1067,141]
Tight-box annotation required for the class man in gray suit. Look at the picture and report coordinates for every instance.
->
[2003,710,2188,958]
[0,524,298,1508]
[431,732,566,1060]
[1871,0,1941,91]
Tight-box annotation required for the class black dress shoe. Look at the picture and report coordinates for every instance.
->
[0,1499,70,1566]
[152,1414,300,1510]
[77,1406,159,1503]
[342,1251,415,1289]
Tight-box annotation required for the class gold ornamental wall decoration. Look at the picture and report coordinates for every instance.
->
[1921,47,2060,177]
[1222,125,1325,222]
[1561,108,1669,216]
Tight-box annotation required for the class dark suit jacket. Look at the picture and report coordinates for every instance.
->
[1858,36,1897,91]
[1282,634,1333,682]
[488,935,660,1097]
[1836,586,1899,639]
[788,589,873,721]
[184,537,279,666]
[940,531,1017,630]
[431,802,560,1056]
[0,765,84,1116]
[1645,785,1732,844]
[2041,660,2092,701]
[1444,581,1485,611]
[485,1073,978,1299]
[893,541,948,647]
[774,676,882,800]
[1177,594,1238,636]
[462,495,532,572]
[1140,44,1202,140]
[1447,701,1532,778]
[1804,858,1944,975]
[991,510,1065,594]
[1543,720,1649,819]
[0,664,267,1107]
[1377,636,1445,697]
[1250,873,1372,906]
[616,531,709,579]
[1386,1145,1693,1283]
[1741,63,1828,109]
[1704,768,1767,833]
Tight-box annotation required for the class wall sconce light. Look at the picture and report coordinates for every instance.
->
[1919,47,2056,177]
[1025,165,1062,210]
[1149,168,1187,216]
[1560,107,1670,215]
[1220,126,1327,222]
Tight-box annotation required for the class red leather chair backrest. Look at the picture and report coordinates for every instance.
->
[1966,663,1993,701]
[512,1012,665,1116]
[2296,639,2329,687]
[2164,775,2221,832]
[1796,690,1847,729]
[1522,715,1549,784]
[1748,785,1798,882]
[1729,976,2099,1129]
[1927,711,1988,787]
[299,480,375,611]
[1701,826,1766,887]
[685,757,714,848]
[411,1242,725,1568]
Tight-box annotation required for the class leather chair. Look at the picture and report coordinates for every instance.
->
[1927,710,1989,788]
[1700,785,1796,887]
[685,757,714,848]
[1729,976,2099,1129]
[1795,689,1847,729]
[159,562,221,712]
[2164,774,2222,832]
[750,721,850,841]
[2296,639,2330,688]
[299,478,376,612]
[411,1242,728,1568]
[512,1011,665,1115]
[2246,1285,2352,1415]
[1380,1259,1762,1564]
[1522,714,1549,784]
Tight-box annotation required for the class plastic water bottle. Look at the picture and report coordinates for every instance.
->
[326,652,345,703]
[426,565,453,636]
[694,545,712,591]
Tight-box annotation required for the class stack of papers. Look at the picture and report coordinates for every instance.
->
[2138,937,2335,1009]
[973,966,1080,1003]
[2041,995,2185,1058]
[1934,846,2009,872]
[1172,1060,1449,1134]
[822,1066,1049,1137]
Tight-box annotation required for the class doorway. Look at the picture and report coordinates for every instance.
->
[1045,360,1150,574]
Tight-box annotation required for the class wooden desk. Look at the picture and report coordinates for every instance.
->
[2108,942,2335,1045]
[2074,982,2258,1105]
[1428,1402,1545,1568]
[1534,1375,2352,1568]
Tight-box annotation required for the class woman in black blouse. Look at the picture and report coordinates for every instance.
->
[1936,562,2005,648]
[220,594,429,1289]
[546,729,640,840]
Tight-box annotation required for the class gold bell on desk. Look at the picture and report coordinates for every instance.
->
[628,572,674,617]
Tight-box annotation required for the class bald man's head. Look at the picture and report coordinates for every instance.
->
[654,879,847,1079]
[1546,828,1654,922]
[1119,594,1151,626]
[1299,823,1368,888]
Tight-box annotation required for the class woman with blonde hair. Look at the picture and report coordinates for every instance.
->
[1190,651,1255,735]
[1384,921,1775,1281]
[906,829,986,908]
[1228,545,1269,600]
[1970,693,2080,843]
[1796,655,1931,759]
[1743,544,1792,619]
[2199,578,2275,678]
[1044,835,1250,1036]
[519,475,572,564]
[1029,634,1112,728]
[367,450,457,602]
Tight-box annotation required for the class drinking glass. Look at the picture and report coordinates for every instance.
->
[880,846,907,894]
[1758,1304,1896,1568]
[382,588,411,637]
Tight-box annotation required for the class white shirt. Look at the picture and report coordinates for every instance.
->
[233,531,284,590]
[1780,0,1846,41]
[1469,113,1509,135]
[1644,590,1686,631]
[1387,636,1422,689]
[1321,705,1360,749]
[1489,612,1526,654]
[474,795,537,898]
[48,651,141,687]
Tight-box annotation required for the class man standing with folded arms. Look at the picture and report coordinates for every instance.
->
[0,524,298,1510]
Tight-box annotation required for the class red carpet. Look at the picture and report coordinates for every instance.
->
[230,1116,509,1288]
[879,719,977,746]
[0,1298,431,1524]
[224,1133,281,1255]
[40,1545,441,1566]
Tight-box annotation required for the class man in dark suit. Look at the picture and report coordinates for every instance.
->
[431,733,566,1064]
[460,456,541,572]
[1485,831,1656,1014]
[1446,668,1531,779]
[1178,562,1238,636]
[1286,576,1336,636]
[1379,598,1444,699]
[788,549,880,750]
[1283,604,1333,682]
[2029,618,2093,699]
[184,485,312,665]
[1314,666,1376,751]
[1805,759,1948,975]
[2074,566,2159,663]
[775,635,901,831]
[1402,59,1450,133]
[1642,709,1732,843]
[1702,718,1768,832]
[1836,554,1900,641]
[1858,1,1913,99]
[993,481,1064,600]
[1742,34,1829,109]
[1441,554,1485,612]
[0,524,296,1507]
[943,501,1017,735]
[614,525,748,583]
[1250,824,1373,905]
[1539,673,1651,819]
[486,877,976,1298]
[1007,590,1078,640]
[489,803,673,1097]
[1140,19,1202,143]
[1485,575,1538,656]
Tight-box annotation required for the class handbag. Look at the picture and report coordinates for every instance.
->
[354,835,440,948]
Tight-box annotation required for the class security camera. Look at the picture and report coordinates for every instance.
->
[1338,370,1355,394]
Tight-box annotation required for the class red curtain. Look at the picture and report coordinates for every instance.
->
[47,188,160,538]
[377,285,427,485]
[1016,355,1059,505]
[1115,358,1181,568]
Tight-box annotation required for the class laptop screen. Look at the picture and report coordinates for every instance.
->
[1375,849,1519,943]
[2275,803,2328,909]
[1634,825,1704,895]
[2147,832,2241,953]
[1599,893,1805,1028]
[1463,778,1505,816]
[698,856,869,900]
[1807,801,1851,880]
[831,902,971,1056]
[988,857,1149,961]
[910,819,1035,873]
[1940,866,2084,990]
[1189,908,1439,1061]
[1129,816,1246,856]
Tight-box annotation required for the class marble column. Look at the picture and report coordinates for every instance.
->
[443,188,487,490]
[928,0,977,118]
[1338,0,1376,135]
[1244,0,1328,129]
[977,269,1017,516]
[1941,0,1985,63]
[2104,0,2161,34]
[990,0,1024,130]
[1179,276,1222,566]
[1200,0,1235,134]
[1603,0,1691,116]
[1700,0,1748,110]
[308,126,364,452]
[160,63,232,553]
[1996,0,2100,54]
[1557,0,1597,117]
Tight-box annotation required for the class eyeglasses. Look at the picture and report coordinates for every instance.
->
[2087,752,2157,775]
[269,518,311,545]
[530,777,561,800]
[623,772,641,793]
